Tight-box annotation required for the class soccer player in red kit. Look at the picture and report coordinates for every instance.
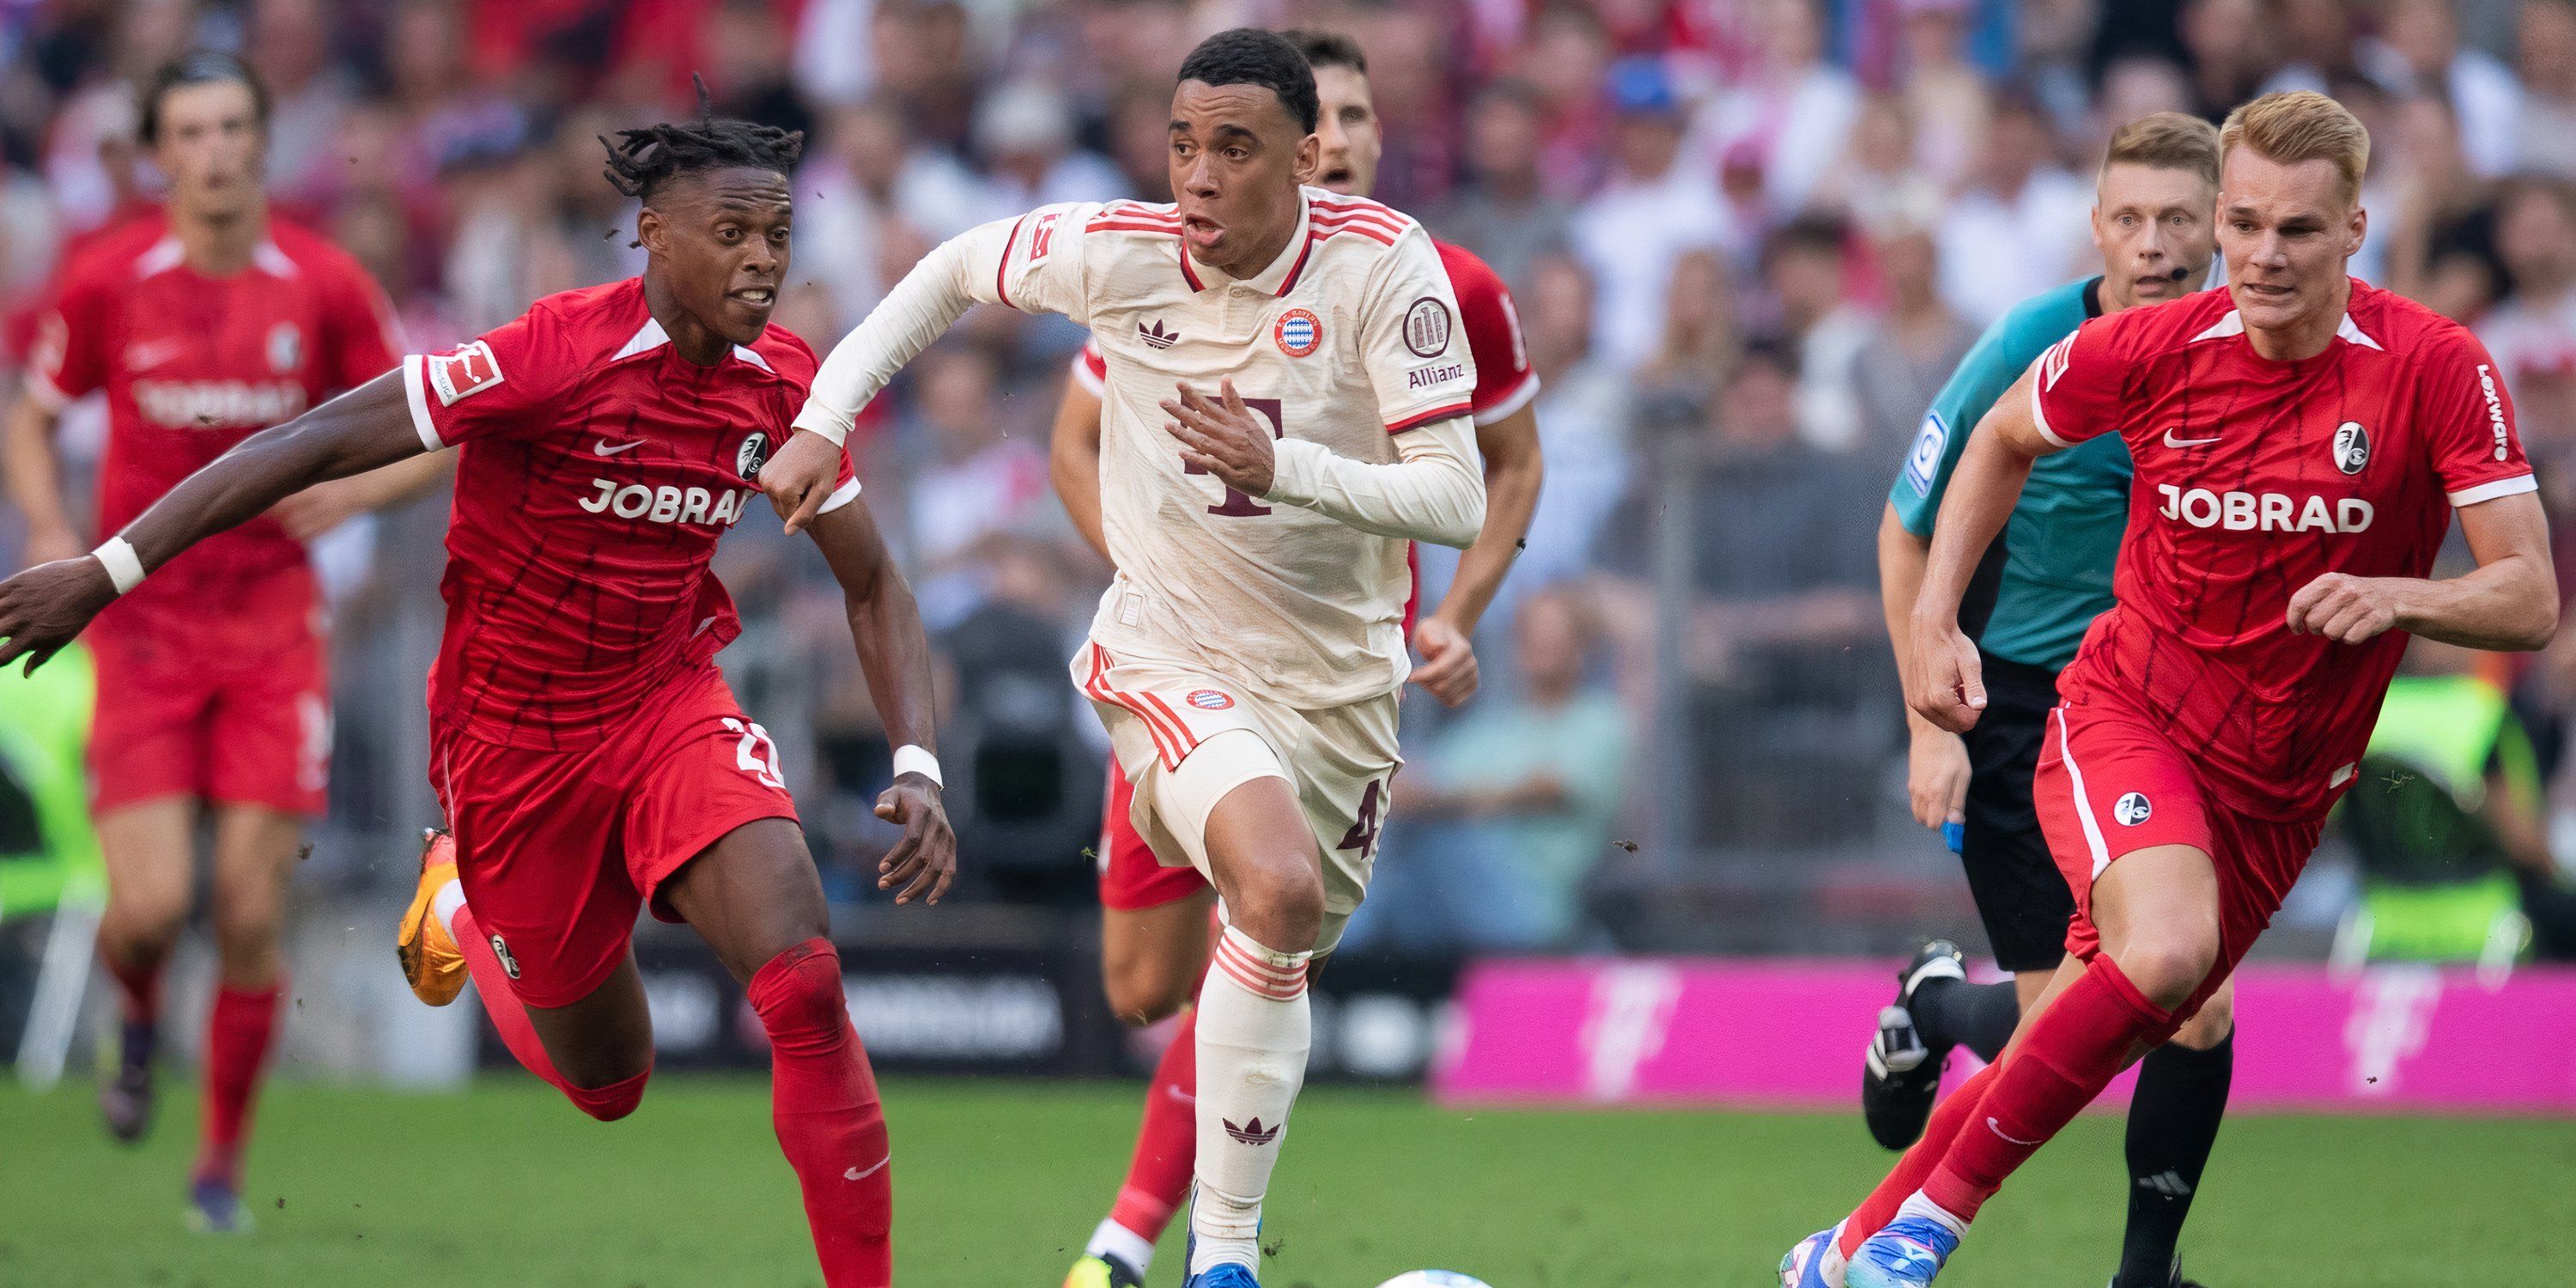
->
[1779,91,2558,1288]
[1049,30,1545,1287]
[0,105,954,1288]
[0,52,431,1230]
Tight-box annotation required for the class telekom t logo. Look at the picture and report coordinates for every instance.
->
[2343,964,2442,1097]
[1577,963,1682,1103]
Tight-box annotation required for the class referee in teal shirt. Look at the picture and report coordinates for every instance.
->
[1866,113,2236,1288]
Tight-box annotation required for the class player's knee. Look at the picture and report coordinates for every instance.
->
[748,938,853,1054]
[1104,951,1198,1026]
[563,1066,652,1121]
[2114,933,2218,1012]
[1223,853,1323,953]
[102,891,189,958]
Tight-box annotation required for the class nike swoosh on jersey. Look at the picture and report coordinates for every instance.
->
[1986,1116,2043,1145]
[592,439,647,456]
[2163,429,2224,448]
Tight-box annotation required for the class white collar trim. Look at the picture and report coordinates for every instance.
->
[2190,308,2383,351]
[611,316,773,370]
[135,236,298,279]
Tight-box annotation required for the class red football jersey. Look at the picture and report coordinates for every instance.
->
[1069,238,1540,426]
[402,279,854,750]
[2033,281,2536,820]
[28,216,402,609]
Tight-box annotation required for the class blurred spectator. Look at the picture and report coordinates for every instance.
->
[1935,90,2092,326]
[1891,0,1990,192]
[2519,0,2576,179]
[1810,92,1943,242]
[1516,254,1632,595]
[245,0,357,198]
[1850,210,1976,465]
[1436,81,1571,301]
[1512,4,1616,201]
[2362,0,2523,179]
[1571,55,1736,373]
[1684,0,1861,216]
[2178,0,2279,122]
[2382,93,2502,321]
[1637,247,1741,416]
[975,78,1128,210]
[795,95,997,334]
[893,343,1054,629]
[1351,585,1630,952]
[1102,82,1177,204]
[2480,179,2576,471]
[1759,214,1874,453]
[2093,57,2195,148]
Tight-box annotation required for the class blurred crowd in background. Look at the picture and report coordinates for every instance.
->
[5,0,2576,960]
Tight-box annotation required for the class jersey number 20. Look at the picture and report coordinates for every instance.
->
[1183,398,1285,516]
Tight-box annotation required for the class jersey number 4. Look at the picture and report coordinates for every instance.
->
[1183,398,1285,516]
[1336,778,1386,860]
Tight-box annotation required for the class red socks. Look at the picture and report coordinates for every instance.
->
[1923,955,2172,1222]
[750,939,892,1288]
[106,955,164,1025]
[1838,1060,2002,1259]
[1110,1006,1200,1242]
[192,981,281,1187]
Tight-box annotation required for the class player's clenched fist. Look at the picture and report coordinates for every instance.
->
[1164,380,1276,498]
[872,775,957,905]
[2287,571,2400,644]
[0,556,118,676]
[1908,617,1989,733]
[761,428,844,535]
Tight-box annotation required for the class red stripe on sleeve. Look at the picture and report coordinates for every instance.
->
[994,214,1032,311]
[1386,401,1473,434]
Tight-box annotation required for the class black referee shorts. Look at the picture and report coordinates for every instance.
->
[1957,653,2078,974]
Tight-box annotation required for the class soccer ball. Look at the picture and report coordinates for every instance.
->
[1372,1273,1494,1288]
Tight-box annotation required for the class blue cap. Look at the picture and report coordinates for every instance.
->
[1607,56,1679,118]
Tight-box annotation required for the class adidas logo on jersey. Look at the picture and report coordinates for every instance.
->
[1139,319,1181,349]
[580,478,758,527]
[2157,484,2373,533]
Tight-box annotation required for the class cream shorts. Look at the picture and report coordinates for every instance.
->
[1073,640,1400,953]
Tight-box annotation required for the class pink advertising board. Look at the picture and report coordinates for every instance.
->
[1432,958,2576,1114]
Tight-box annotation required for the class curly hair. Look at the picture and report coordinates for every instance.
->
[600,77,805,204]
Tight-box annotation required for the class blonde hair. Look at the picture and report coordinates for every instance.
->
[2220,91,2370,204]
[2102,112,2221,187]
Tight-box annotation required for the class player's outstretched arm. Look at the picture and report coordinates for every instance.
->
[1879,501,1969,829]
[808,491,957,906]
[3,392,82,567]
[2288,491,2558,651]
[1413,404,1544,707]
[1911,367,2058,732]
[1049,374,1111,563]
[0,370,422,674]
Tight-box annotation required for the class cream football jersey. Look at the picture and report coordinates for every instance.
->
[988,190,1479,708]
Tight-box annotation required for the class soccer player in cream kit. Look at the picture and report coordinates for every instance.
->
[767,28,1485,1288]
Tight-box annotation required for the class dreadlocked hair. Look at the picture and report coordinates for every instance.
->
[600,76,805,204]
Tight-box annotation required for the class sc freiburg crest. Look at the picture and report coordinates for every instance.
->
[737,431,770,482]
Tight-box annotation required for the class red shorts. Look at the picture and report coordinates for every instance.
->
[2034,699,2324,1019]
[1096,761,1209,912]
[88,571,330,817]
[430,665,799,1008]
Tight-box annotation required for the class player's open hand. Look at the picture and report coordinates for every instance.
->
[761,429,843,536]
[872,775,956,906]
[268,477,370,541]
[2287,572,2401,644]
[1909,617,1987,733]
[1410,615,1480,707]
[0,555,118,676]
[1164,380,1275,499]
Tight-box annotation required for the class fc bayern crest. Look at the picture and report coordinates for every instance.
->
[1187,689,1235,711]
[737,431,770,482]
[2332,421,2370,475]
[1402,296,1452,357]
[1274,307,1321,357]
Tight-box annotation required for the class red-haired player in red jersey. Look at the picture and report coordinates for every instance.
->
[1048,31,1545,1288]
[1780,91,2558,1288]
[0,52,434,1231]
[0,100,954,1288]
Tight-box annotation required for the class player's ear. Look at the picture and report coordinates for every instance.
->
[1295,132,1319,185]
[635,205,666,256]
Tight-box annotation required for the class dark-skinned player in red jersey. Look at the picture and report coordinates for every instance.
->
[0,97,954,1288]
[2,52,434,1232]
[1779,91,2557,1288]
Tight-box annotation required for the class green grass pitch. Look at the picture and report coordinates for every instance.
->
[2,1075,2571,1285]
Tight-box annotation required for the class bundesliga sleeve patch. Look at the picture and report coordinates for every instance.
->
[1903,411,1949,496]
[428,341,504,406]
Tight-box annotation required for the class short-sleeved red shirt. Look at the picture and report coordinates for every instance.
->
[402,278,852,750]
[2032,281,2536,820]
[28,215,402,611]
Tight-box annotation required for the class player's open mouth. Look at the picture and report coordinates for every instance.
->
[1180,214,1222,248]
[730,288,776,307]
[1320,167,1352,187]
[2241,282,2294,300]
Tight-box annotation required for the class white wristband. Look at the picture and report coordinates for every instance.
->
[92,537,145,595]
[891,744,943,787]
